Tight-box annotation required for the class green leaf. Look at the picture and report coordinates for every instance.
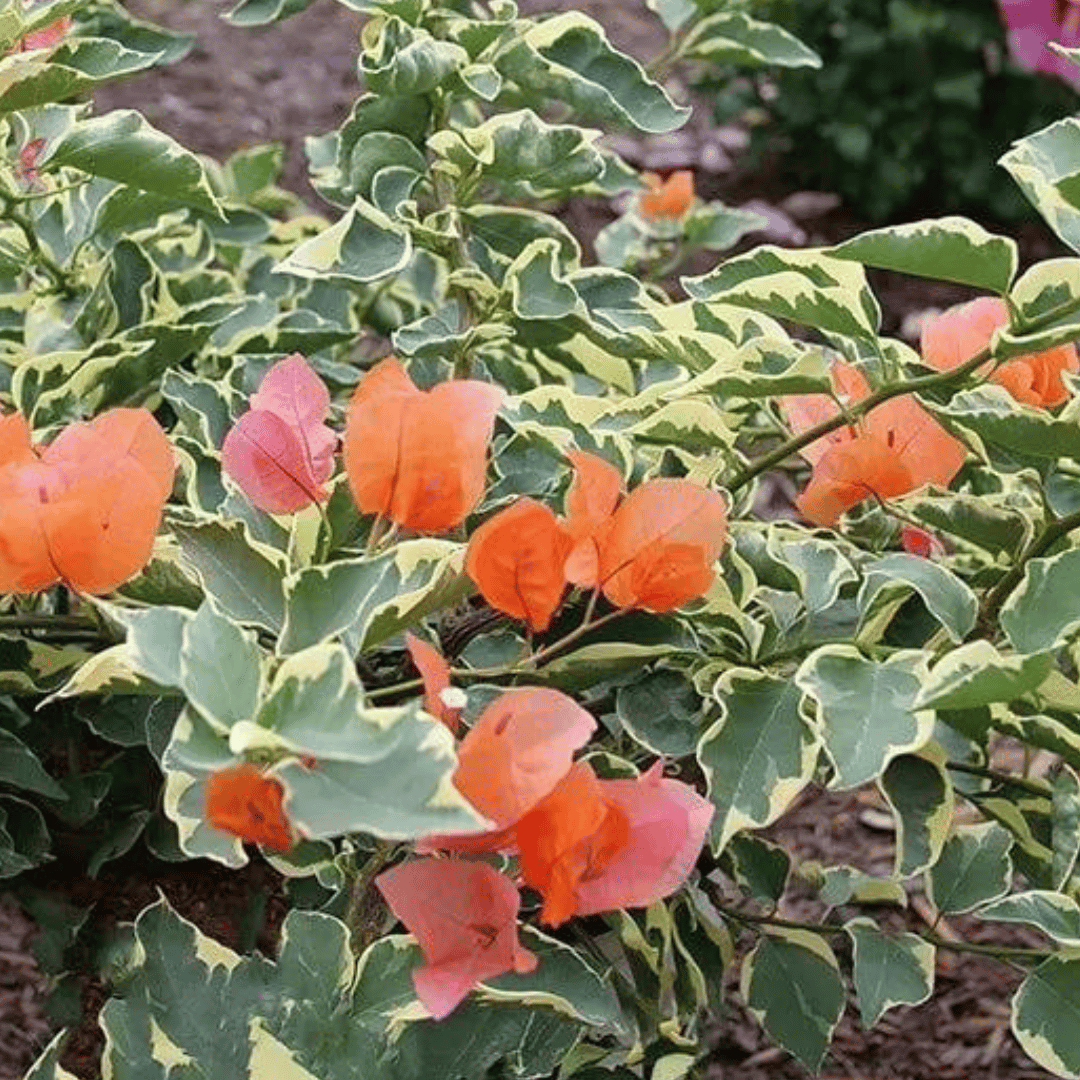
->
[0,795,50,877]
[931,385,1080,462]
[1002,547,1080,654]
[224,0,315,25]
[171,517,287,634]
[495,12,689,135]
[0,728,65,799]
[681,12,821,69]
[254,645,483,840]
[845,917,934,1029]
[926,822,1013,915]
[646,0,696,33]
[279,540,464,655]
[1000,117,1080,254]
[977,891,1080,946]
[902,491,1032,557]
[506,238,582,321]
[1013,955,1080,1079]
[879,750,954,878]
[684,246,880,340]
[999,258,1080,355]
[722,834,790,902]
[616,668,703,756]
[698,669,818,853]
[360,17,469,96]
[740,929,845,1072]
[914,641,1054,711]
[830,217,1018,294]
[274,198,411,285]
[23,1032,78,1080]
[179,603,262,733]
[796,648,933,790]
[1053,768,1080,890]
[49,110,221,214]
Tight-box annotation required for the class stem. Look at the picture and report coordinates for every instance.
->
[946,759,1050,797]
[714,901,1049,961]
[727,290,1080,495]
[0,194,76,296]
[0,614,97,632]
[344,841,396,952]
[364,607,627,702]
[974,506,1080,637]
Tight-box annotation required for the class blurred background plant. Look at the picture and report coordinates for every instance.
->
[703,0,1080,222]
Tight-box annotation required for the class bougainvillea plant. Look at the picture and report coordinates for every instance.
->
[7,0,1080,1078]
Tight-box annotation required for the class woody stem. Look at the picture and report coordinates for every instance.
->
[973,505,1080,638]
[727,291,1080,494]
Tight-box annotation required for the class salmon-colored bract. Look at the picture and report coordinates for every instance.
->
[639,170,695,221]
[452,687,596,831]
[205,763,293,853]
[921,295,1078,408]
[562,449,622,588]
[221,353,336,514]
[515,760,714,926]
[376,858,537,1019]
[782,361,967,526]
[0,408,174,595]
[344,357,503,534]
[465,498,573,632]
[404,631,461,733]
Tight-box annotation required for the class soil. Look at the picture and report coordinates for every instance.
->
[0,1,1068,1077]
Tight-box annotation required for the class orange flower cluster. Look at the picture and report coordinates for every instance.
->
[782,362,967,527]
[0,408,174,594]
[921,296,1078,408]
[638,170,695,221]
[378,675,712,1017]
[204,763,293,852]
[467,451,728,631]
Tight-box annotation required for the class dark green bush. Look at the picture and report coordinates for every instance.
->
[717,0,1079,221]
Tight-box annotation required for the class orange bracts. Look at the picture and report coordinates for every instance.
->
[204,763,293,853]
[222,353,336,515]
[464,498,573,633]
[639,170,695,221]
[782,362,967,527]
[344,358,504,534]
[921,296,1078,408]
[0,408,173,595]
[376,859,537,1019]
[404,631,462,734]
[516,760,713,927]
[466,452,727,627]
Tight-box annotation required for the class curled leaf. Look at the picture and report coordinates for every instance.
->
[0,408,174,595]
[466,498,572,632]
[921,295,1078,407]
[221,353,336,514]
[205,762,293,853]
[376,858,537,1019]
[344,357,504,534]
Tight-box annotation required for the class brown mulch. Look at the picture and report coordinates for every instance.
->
[0,897,50,1080]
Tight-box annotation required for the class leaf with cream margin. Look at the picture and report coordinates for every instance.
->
[698,669,818,854]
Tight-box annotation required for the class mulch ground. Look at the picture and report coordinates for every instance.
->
[0,1,1067,1076]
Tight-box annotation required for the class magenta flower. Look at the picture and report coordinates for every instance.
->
[998,0,1080,87]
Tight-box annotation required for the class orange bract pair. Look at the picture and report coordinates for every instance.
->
[466,451,728,631]
[639,170,695,221]
[0,408,174,595]
[418,678,713,927]
[921,296,1079,408]
[344,358,505,534]
[204,763,293,853]
[222,354,336,514]
[782,362,967,527]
